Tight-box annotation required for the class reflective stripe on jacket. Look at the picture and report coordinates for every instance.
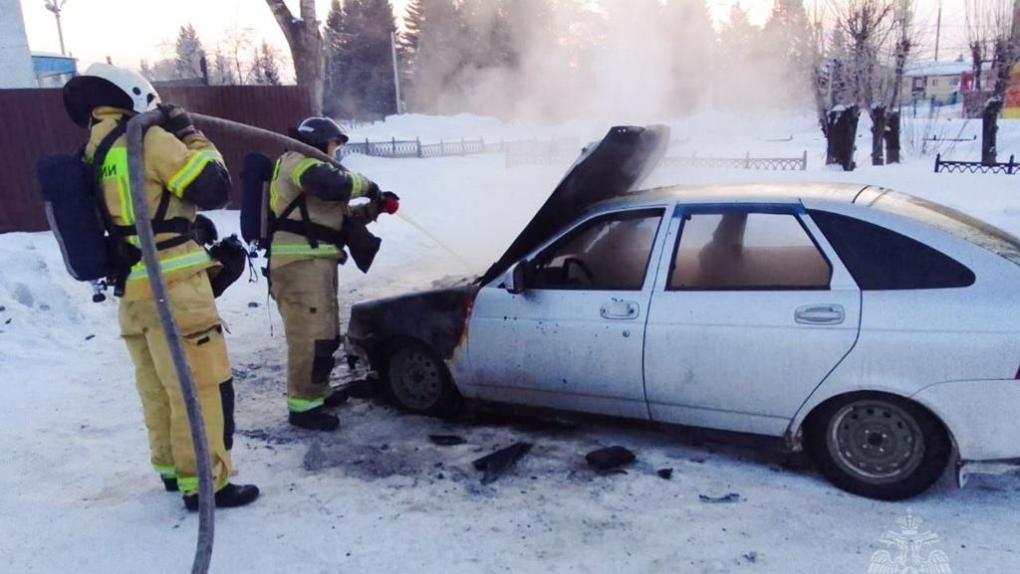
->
[268,152,350,271]
[86,106,225,300]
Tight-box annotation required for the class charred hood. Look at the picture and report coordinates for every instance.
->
[348,285,478,360]
[479,125,670,286]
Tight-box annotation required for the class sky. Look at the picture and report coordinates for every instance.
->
[18,0,967,71]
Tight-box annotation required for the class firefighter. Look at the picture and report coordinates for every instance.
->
[62,64,259,510]
[268,117,399,431]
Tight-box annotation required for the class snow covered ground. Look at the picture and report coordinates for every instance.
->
[2,112,1019,574]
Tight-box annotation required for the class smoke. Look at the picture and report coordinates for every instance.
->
[408,0,814,124]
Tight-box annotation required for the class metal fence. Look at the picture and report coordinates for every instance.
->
[661,151,808,171]
[934,153,1020,174]
[0,86,312,233]
[339,136,574,163]
[502,139,581,167]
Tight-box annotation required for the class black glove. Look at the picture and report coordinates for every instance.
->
[158,104,198,140]
[192,214,218,246]
[208,235,248,298]
[363,180,382,200]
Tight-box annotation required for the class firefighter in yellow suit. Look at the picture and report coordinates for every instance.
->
[269,117,399,431]
[62,64,258,510]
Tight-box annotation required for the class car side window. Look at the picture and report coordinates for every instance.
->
[669,212,832,290]
[808,210,976,289]
[530,209,664,291]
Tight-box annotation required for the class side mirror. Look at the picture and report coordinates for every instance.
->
[506,260,529,294]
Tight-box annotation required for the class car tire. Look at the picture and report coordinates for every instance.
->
[383,340,464,418]
[805,393,951,501]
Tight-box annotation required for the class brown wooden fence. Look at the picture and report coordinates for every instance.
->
[0,85,311,233]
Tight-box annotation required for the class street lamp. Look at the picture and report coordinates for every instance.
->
[44,0,69,56]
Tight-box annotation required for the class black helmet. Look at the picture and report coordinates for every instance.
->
[291,117,349,153]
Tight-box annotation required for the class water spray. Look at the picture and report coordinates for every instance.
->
[191,113,475,274]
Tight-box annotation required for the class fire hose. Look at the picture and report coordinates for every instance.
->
[127,110,215,574]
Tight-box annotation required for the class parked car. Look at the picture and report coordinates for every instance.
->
[346,126,1020,500]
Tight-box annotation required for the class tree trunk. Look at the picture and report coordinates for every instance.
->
[884,110,901,164]
[870,105,886,166]
[825,105,859,171]
[982,97,1002,165]
[266,0,325,116]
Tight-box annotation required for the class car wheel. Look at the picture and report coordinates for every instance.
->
[383,341,463,417]
[805,393,950,500]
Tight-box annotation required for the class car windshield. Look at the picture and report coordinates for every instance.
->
[864,190,1020,266]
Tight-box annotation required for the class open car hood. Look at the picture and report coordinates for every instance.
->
[479,125,671,286]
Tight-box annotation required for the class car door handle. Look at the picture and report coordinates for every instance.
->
[601,300,640,320]
[795,305,845,325]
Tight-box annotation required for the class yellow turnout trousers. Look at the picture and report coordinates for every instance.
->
[119,271,233,494]
[270,258,341,413]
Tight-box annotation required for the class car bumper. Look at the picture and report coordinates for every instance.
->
[957,458,1020,488]
[912,378,1020,484]
[343,335,376,369]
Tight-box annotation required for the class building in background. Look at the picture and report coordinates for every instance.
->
[0,0,37,89]
[901,60,971,106]
[32,52,77,87]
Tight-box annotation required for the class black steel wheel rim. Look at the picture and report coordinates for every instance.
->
[826,399,926,485]
[391,350,443,410]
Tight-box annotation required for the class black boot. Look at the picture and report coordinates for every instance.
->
[289,407,340,431]
[324,388,350,408]
[184,483,260,512]
[163,477,179,492]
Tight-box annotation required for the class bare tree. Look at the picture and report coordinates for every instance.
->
[220,27,258,86]
[883,0,916,163]
[266,0,325,114]
[835,0,896,166]
[966,0,1016,163]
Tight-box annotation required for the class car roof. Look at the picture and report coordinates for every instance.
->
[591,182,873,210]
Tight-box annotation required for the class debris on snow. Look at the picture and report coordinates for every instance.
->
[346,379,381,399]
[585,446,635,471]
[473,442,532,484]
[657,468,673,480]
[429,434,467,446]
[699,492,741,504]
[247,301,260,308]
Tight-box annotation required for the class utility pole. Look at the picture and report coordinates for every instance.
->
[44,0,68,56]
[390,31,403,114]
[934,0,942,62]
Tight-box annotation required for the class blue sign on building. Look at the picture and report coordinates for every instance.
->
[32,53,78,87]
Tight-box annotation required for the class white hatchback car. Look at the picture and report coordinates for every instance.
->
[347,126,1020,500]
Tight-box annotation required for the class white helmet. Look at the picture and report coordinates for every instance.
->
[63,63,162,127]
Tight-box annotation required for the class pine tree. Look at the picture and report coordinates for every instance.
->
[210,50,237,86]
[761,0,813,107]
[254,42,283,85]
[661,0,715,111]
[333,0,398,118]
[408,0,463,112]
[717,4,762,109]
[401,0,426,56]
[324,0,346,116]
[174,24,207,81]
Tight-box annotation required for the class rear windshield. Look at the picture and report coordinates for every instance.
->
[861,190,1020,266]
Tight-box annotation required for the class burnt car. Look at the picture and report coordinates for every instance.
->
[346,125,1020,500]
